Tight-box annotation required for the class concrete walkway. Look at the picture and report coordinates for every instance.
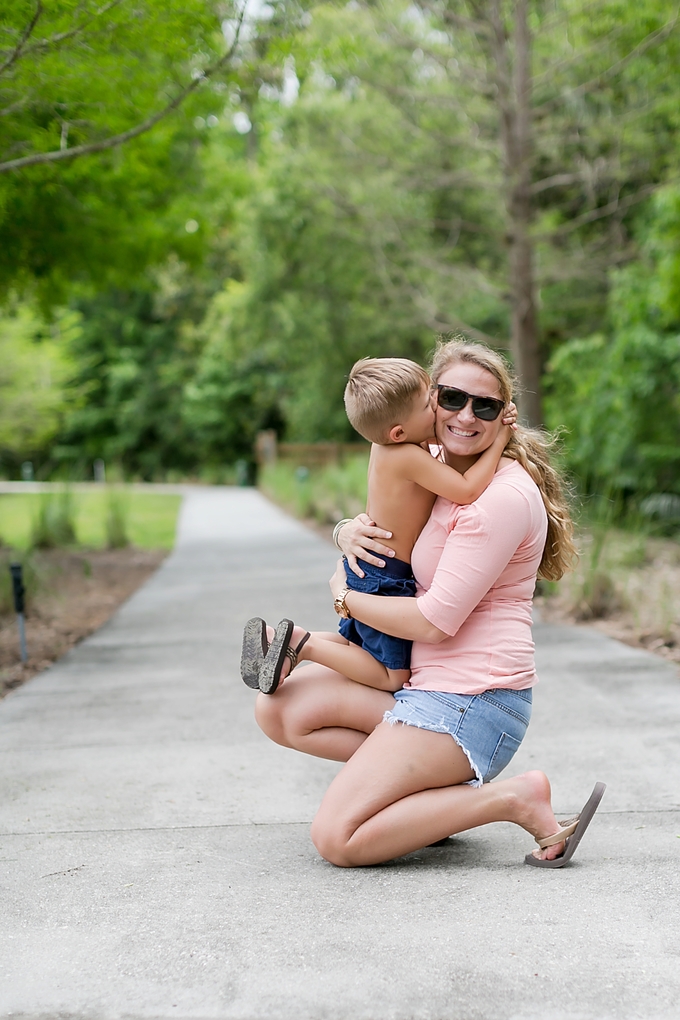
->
[1,487,679,1020]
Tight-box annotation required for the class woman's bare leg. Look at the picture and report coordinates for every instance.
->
[254,662,395,762]
[253,663,564,866]
[310,721,563,867]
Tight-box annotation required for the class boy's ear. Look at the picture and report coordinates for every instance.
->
[388,423,407,444]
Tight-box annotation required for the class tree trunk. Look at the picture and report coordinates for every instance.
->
[489,0,543,425]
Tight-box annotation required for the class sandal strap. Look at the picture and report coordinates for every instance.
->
[283,631,312,674]
[285,645,298,670]
[536,816,579,849]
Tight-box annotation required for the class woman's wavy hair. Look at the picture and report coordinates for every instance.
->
[429,336,577,581]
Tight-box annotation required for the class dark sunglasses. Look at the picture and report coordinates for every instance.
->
[436,385,505,421]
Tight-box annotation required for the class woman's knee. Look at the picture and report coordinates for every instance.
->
[254,692,289,746]
[310,814,354,867]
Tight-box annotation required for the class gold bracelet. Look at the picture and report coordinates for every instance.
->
[333,586,352,619]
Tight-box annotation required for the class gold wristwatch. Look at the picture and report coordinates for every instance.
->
[333,586,352,619]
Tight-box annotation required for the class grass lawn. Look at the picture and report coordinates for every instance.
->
[0,489,182,551]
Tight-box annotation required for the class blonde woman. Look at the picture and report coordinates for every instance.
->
[255,338,605,868]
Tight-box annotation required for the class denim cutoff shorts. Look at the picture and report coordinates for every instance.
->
[384,686,533,787]
[339,556,416,671]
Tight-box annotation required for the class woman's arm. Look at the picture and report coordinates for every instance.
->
[333,483,535,642]
[329,559,448,643]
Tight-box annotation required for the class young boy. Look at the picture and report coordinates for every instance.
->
[242,357,515,694]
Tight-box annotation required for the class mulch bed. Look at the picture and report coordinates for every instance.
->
[0,548,166,697]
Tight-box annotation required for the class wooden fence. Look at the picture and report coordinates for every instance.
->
[255,430,368,468]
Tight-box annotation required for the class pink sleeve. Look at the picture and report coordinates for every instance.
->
[416,483,533,637]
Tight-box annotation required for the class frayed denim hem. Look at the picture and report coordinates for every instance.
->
[382,709,483,787]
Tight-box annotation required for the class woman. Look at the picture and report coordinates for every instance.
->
[254,338,605,869]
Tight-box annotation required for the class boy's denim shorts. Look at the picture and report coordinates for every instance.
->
[339,556,416,671]
[384,686,532,786]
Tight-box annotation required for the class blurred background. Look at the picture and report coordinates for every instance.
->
[0,0,679,674]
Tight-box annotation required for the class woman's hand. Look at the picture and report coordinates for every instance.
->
[329,558,347,599]
[336,513,395,577]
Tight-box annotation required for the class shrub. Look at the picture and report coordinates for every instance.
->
[30,490,77,548]
[105,488,130,549]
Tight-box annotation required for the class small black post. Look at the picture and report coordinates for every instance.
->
[9,562,27,663]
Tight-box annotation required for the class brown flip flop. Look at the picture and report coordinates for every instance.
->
[258,619,311,695]
[525,781,606,869]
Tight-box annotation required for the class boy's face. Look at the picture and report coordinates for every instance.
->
[396,384,437,444]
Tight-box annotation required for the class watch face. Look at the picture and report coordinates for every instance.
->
[334,588,349,617]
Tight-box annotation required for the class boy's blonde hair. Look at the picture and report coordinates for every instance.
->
[344,357,431,444]
[430,336,577,582]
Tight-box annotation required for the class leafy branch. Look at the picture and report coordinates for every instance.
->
[0,1,247,174]
[0,0,44,77]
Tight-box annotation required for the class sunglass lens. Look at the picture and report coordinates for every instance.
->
[471,398,503,421]
[437,387,467,411]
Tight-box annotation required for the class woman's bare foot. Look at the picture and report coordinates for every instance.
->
[504,770,567,861]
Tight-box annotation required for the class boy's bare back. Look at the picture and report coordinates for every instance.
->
[366,444,438,563]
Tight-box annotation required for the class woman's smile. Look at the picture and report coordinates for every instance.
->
[444,424,478,438]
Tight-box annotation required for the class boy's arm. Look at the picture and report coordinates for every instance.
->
[396,427,510,505]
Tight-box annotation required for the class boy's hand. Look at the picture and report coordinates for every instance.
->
[502,401,518,430]
[336,513,395,578]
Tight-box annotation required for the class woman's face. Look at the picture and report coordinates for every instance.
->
[434,361,505,464]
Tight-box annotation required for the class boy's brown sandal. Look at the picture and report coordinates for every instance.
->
[259,619,311,695]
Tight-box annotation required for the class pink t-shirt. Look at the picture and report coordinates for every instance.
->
[408,459,548,695]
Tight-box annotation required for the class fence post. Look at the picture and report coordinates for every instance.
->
[255,430,278,465]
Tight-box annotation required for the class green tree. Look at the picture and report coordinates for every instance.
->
[544,186,680,499]
[0,0,244,300]
[0,301,77,472]
[54,266,209,478]
[262,0,680,423]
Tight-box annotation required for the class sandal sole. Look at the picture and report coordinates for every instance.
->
[525,781,606,869]
[240,618,268,690]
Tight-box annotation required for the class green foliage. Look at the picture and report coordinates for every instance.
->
[30,489,77,548]
[181,281,286,463]
[188,63,454,442]
[55,275,207,478]
[3,0,680,494]
[0,0,233,300]
[183,0,680,447]
[0,302,77,470]
[0,490,180,549]
[105,488,130,549]
[544,187,680,500]
[260,454,368,523]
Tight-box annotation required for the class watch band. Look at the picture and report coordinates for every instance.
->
[333,586,352,619]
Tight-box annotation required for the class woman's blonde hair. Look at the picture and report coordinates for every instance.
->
[430,336,577,581]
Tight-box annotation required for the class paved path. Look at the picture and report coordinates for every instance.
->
[1,488,679,1020]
